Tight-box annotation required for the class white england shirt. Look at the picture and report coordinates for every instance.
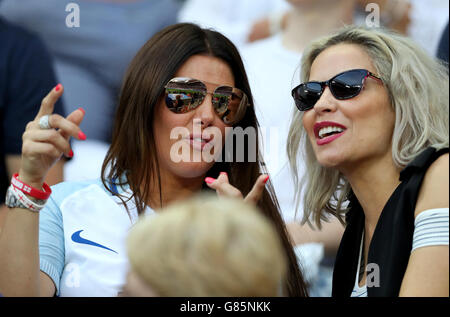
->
[39,178,154,296]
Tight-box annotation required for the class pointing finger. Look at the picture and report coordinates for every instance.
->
[244,174,269,205]
[205,172,243,199]
[36,84,63,119]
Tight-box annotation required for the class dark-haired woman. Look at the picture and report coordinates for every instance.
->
[0,23,307,297]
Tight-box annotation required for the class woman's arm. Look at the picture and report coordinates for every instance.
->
[5,155,65,187]
[0,204,55,296]
[0,86,85,296]
[399,153,449,297]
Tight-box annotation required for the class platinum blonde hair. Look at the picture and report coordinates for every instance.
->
[127,194,287,296]
[287,26,449,228]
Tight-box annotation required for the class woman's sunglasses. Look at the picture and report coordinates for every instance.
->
[291,69,383,111]
[164,77,250,125]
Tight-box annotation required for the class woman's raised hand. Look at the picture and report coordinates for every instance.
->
[205,172,269,205]
[19,84,86,187]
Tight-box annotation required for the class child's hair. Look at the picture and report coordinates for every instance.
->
[127,194,288,296]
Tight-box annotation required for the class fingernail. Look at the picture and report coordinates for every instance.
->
[68,150,74,158]
[220,172,228,177]
[263,175,269,184]
[78,131,87,140]
[205,177,215,184]
[78,107,85,115]
[55,84,62,92]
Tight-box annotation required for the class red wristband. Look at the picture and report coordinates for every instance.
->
[11,173,52,200]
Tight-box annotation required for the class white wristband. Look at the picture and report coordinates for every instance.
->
[9,185,47,212]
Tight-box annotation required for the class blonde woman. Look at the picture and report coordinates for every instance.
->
[122,195,287,297]
[287,26,449,297]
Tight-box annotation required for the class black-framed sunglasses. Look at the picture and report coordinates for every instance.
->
[164,77,250,125]
[291,69,383,111]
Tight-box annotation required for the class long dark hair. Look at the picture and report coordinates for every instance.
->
[101,23,308,296]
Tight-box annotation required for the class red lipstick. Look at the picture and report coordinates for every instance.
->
[313,121,347,146]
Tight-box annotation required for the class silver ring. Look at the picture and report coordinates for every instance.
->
[38,115,52,129]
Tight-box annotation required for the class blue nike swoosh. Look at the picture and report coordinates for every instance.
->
[71,230,118,254]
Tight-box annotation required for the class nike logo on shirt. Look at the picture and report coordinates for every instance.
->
[71,230,118,254]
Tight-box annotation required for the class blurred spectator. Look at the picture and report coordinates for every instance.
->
[216,0,448,57]
[0,0,180,181]
[178,0,290,48]
[357,0,448,56]
[437,21,449,65]
[122,195,288,297]
[355,0,412,34]
[240,0,354,296]
[241,0,354,224]
[408,0,449,56]
[0,0,180,143]
[0,17,66,231]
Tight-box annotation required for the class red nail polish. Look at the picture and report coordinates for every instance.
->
[78,107,85,115]
[78,131,87,140]
[263,175,269,184]
[205,177,215,184]
[68,150,74,158]
[55,84,62,92]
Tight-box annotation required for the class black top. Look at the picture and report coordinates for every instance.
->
[332,147,449,297]
[0,17,65,203]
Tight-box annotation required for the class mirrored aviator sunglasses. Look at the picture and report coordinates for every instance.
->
[291,69,383,111]
[164,77,250,125]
